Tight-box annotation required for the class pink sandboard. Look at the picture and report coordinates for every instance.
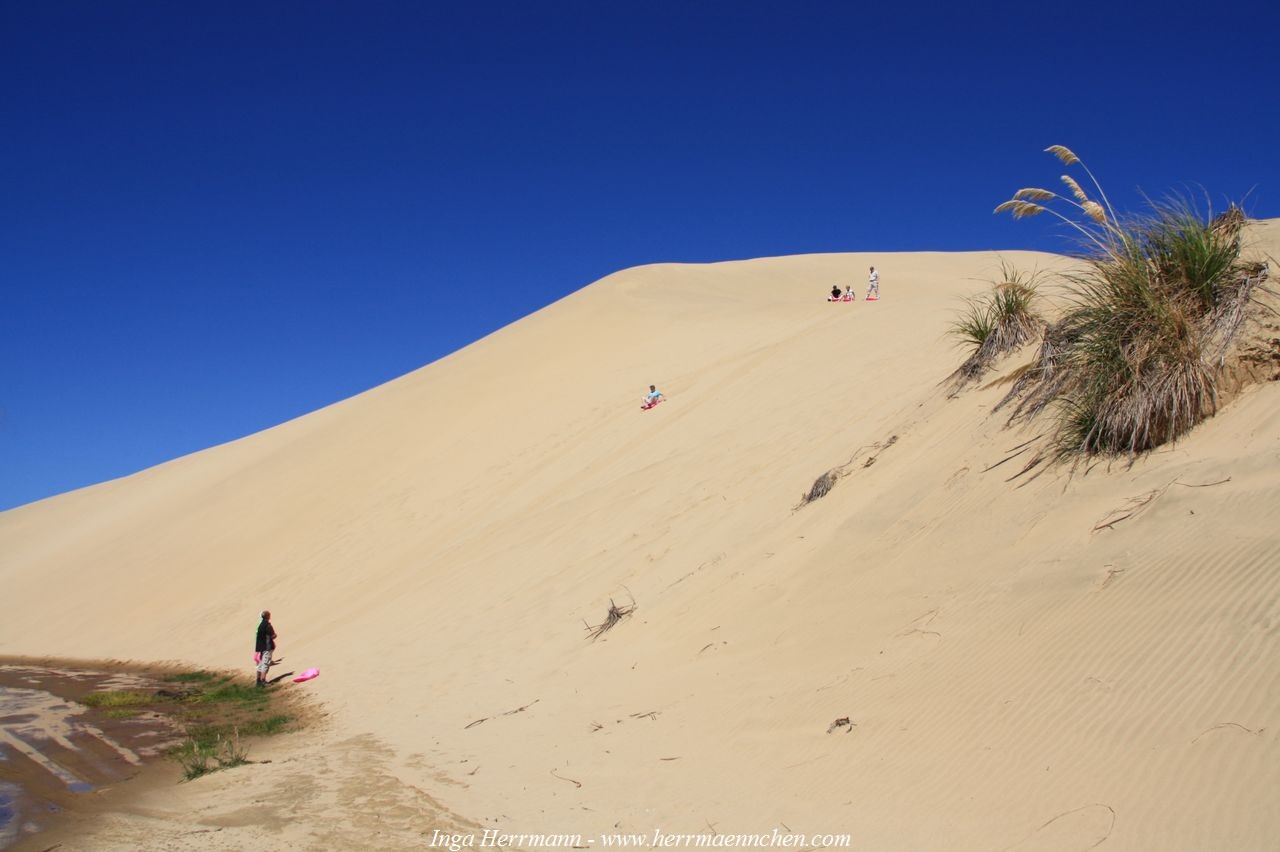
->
[641,397,665,410]
[293,667,320,683]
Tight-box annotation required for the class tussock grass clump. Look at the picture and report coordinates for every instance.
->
[994,145,1265,459]
[994,314,1085,423]
[950,261,1044,386]
[172,726,249,781]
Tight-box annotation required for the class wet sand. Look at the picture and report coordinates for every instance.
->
[0,661,189,850]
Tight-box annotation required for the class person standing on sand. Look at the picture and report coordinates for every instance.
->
[866,266,880,300]
[255,610,277,687]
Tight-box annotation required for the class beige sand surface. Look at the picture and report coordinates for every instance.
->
[2,222,1278,850]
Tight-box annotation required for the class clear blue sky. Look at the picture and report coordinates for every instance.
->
[3,1,1277,511]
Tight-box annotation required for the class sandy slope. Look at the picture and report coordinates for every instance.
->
[3,222,1278,850]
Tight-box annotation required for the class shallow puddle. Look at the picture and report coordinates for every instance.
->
[0,666,183,849]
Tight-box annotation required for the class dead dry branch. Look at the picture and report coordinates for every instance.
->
[795,435,899,509]
[464,698,541,729]
[1096,565,1127,590]
[1175,476,1231,488]
[585,596,636,641]
[1092,484,1171,532]
[550,768,582,788]
[1091,475,1231,533]
[801,470,838,503]
[981,436,1042,473]
[1001,803,1116,852]
[1191,721,1264,743]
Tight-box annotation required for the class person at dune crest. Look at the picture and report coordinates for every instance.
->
[255,610,277,687]
[866,266,880,300]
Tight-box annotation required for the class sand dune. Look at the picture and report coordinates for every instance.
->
[2,223,1278,849]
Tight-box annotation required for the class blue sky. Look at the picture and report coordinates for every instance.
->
[3,1,1277,511]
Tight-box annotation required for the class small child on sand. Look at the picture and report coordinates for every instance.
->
[866,266,880,300]
[643,385,664,408]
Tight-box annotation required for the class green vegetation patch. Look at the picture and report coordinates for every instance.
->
[171,727,249,781]
[241,713,291,736]
[170,670,217,683]
[199,681,269,705]
[81,670,298,783]
[81,690,155,707]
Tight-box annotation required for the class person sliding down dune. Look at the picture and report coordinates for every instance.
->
[642,385,664,409]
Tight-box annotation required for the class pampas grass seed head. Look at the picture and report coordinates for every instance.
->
[1045,145,1080,165]
[994,200,1047,219]
[1082,201,1106,223]
[1061,175,1089,203]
